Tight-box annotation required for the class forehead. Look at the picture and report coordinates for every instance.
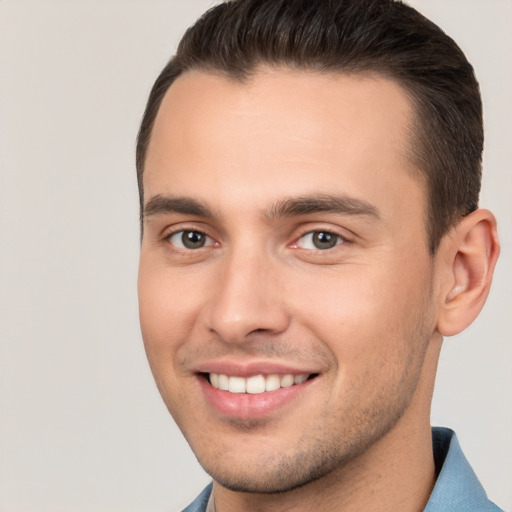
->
[144,68,424,224]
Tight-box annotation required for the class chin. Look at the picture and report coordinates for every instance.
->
[207,463,330,495]
[196,435,362,495]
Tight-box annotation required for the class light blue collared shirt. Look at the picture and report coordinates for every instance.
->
[425,427,504,511]
[182,427,505,512]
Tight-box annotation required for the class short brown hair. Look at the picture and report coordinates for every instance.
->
[136,0,483,253]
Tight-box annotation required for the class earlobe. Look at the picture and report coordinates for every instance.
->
[437,209,500,337]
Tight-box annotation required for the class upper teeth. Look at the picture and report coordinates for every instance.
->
[209,373,309,394]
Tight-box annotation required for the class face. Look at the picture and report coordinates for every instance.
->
[138,69,440,493]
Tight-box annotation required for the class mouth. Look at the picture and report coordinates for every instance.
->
[197,370,319,420]
[206,372,315,394]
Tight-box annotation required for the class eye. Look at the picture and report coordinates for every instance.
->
[167,230,214,250]
[296,231,344,250]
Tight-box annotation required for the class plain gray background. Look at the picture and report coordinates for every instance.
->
[0,1,510,511]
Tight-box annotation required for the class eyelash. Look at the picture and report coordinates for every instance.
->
[163,228,348,252]
[165,229,216,250]
[293,230,346,251]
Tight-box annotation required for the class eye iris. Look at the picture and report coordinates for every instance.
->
[182,231,205,249]
[312,232,338,249]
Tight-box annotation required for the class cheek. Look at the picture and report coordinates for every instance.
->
[139,256,209,319]
[137,266,205,419]
[138,263,202,368]
[289,263,431,367]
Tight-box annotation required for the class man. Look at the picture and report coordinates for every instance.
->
[136,0,502,510]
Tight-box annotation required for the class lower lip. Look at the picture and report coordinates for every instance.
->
[198,376,316,420]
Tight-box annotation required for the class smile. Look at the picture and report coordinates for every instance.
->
[200,370,318,419]
[209,373,310,394]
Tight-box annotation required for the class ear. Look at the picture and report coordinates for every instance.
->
[436,209,500,337]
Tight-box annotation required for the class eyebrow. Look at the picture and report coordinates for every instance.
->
[142,192,381,223]
[143,195,216,220]
[266,193,380,220]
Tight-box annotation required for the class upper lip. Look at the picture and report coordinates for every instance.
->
[195,359,320,377]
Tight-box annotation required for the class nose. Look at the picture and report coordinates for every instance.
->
[203,248,290,344]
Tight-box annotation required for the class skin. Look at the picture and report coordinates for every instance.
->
[138,68,499,511]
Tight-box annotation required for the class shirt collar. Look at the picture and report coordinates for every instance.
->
[424,427,497,511]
